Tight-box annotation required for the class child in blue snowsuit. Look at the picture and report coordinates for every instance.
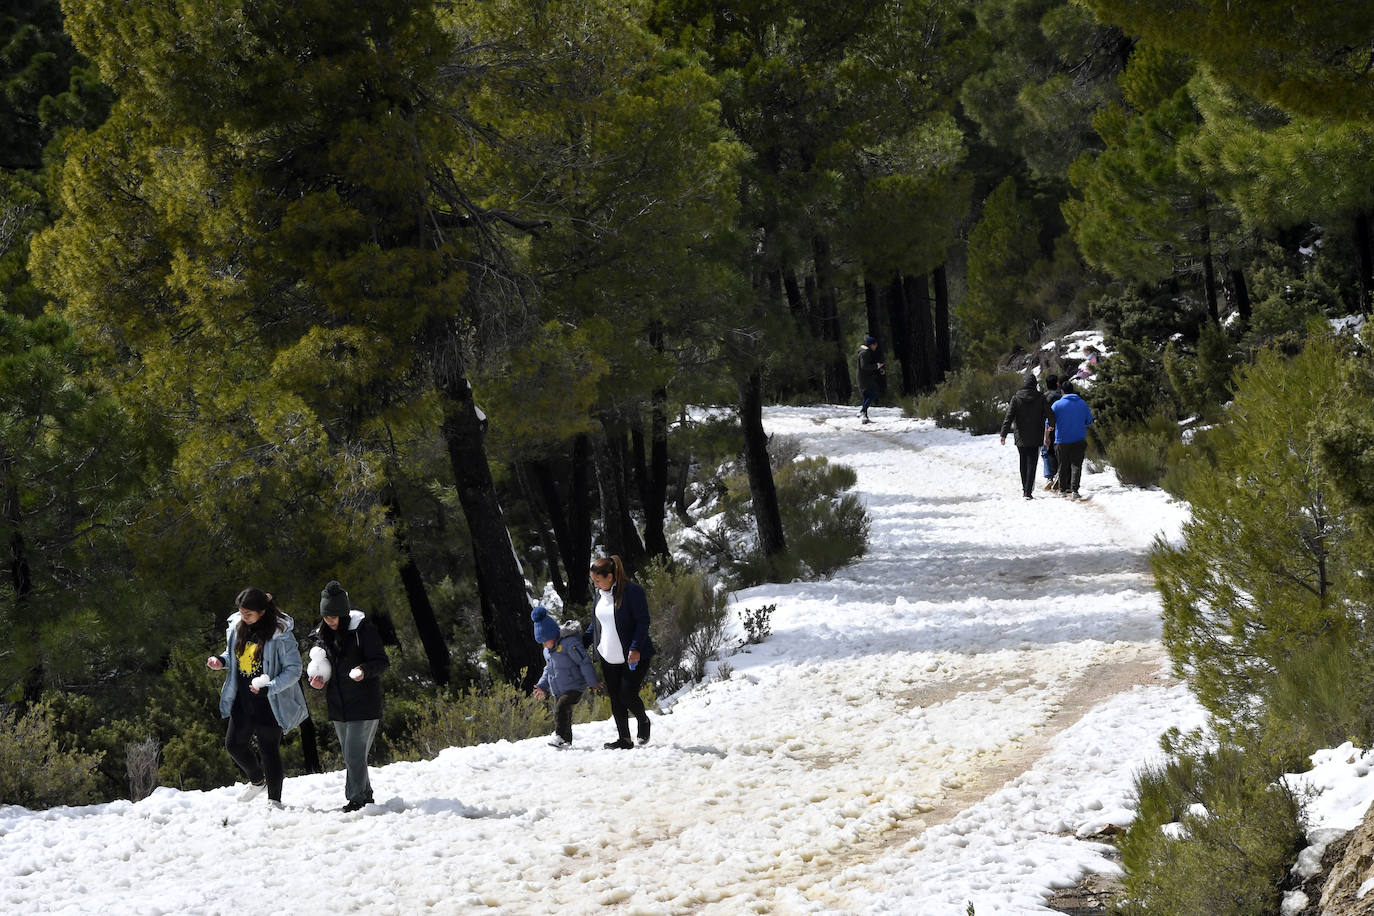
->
[531,606,600,748]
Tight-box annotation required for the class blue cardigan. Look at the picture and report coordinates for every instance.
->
[585,581,655,663]
[215,612,309,732]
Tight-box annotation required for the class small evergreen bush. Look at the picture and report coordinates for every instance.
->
[640,558,731,694]
[0,697,104,808]
[1105,417,1175,488]
[682,454,869,589]
[392,676,617,760]
[741,604,775,645]
[912,368,1023,435]
[1116,731,1305,916]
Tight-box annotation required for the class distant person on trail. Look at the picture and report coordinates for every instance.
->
[855,335,885,424]
[206,587,309,808]
[1050,380,1094,500]
[586,555,655,749]
[1041,374,1062,490]
[531,605,601,749]
[308,580,389,812]
[1000,374,1055,500]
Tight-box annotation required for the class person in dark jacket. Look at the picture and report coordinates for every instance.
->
[206,587,309,808]
[307,580,389,812]
[1000,374,1056,499]
[1050,380,1095,499]
[532,605,601,749]
[855,335,885,424]
[1041,374,1062,489]
[585,555,655,749]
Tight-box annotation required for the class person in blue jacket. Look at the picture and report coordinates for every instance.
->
[531,605,600,749]
[1050,380,1095,500]
[206,587,309,807]
[586,555,655,749]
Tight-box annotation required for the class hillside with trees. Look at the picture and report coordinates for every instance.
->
[4,2,1374,909]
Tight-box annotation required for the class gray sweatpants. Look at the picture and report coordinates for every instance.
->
[334,719,380,805]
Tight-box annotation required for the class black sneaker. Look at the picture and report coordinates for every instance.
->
[341,799,366,813]
[636,718,651,746]
[603,738,634,750]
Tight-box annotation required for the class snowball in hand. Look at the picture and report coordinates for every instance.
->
[306,646,332,681]
[350,667,363,681]
[250,675,271,690]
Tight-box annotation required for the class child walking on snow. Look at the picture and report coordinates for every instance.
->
[531,606,601,748]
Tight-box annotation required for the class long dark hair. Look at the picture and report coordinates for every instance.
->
[590,555,631,609]
[235,586,282,646]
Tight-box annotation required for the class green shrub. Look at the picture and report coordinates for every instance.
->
[775,457,869,577]
[682,454,870,589]
[393,676,588,760]
[1116,732,1305,916]
[1152,337,1371,738]
[741,604,775,645]
[640,558,731,694]
[1259,631,1374,765]
[0,697,104,808]
[912,368,1024,435]
[1105,426,1170,488]
[391,672,643,760]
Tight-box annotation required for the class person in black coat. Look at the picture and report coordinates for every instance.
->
[307,580,389,812]
[1000,374,1055,499]
[855,335,885,424]
[585,555,655,749]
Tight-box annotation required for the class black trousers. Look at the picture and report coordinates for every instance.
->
[1016,445,1039,497]
[225,709,285,801]
[601,661,649,742]
[1056,439,1088,494]
[553,690,582,742]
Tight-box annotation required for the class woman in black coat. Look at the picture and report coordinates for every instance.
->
[586,555,655,749]
[307,580,389,811]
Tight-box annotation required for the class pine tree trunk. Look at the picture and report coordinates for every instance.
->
[530,458,578,603]
[863,279,881,342]
[1228,268,1252,325]
[886,275,916,396]
[5,470,40,707]
[1200,222,1219,323]
[436,365,540,686]
[812,235,850,404]
[1356,211,1373,314]
[739,369,786,558]
[384,487,451,686]
[568,435,594,607]
[933,263,951,382]
[594,417,647,574]
[905,272,935,390]
[299,717,321,773]
[516,462,567,601]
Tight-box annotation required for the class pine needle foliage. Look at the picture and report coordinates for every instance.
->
[0,697,103,808]
[1116,730,1305,916]
[1152,335,1374,755]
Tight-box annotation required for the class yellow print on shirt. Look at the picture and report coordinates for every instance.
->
[237,641,263,678]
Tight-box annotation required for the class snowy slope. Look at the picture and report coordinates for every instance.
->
[0,406,1208,915]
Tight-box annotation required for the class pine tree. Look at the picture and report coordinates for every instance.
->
[1152,336,1371,739]
[1066,44,1242,325]
[958,177,1044,367]
[1080,0,1374,123]
[34,0,547,683]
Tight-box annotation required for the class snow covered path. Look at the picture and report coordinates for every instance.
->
[0,407,1205,915]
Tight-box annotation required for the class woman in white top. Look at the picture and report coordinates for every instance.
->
[584,555,656,749]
